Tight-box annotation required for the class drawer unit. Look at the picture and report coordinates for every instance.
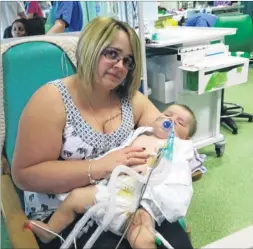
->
[179,55,249,94]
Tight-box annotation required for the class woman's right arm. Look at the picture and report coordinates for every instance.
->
[11,84,96,194]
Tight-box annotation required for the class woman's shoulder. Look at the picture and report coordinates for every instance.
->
[33,80,63,102]
[28,75,79,118]
[25,79,68,121]
[131,91,149,106]
[35,75,75,100]
[130,90,161,127]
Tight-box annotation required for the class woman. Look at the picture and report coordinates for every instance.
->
[10,18,29,38]
[12,17,193,249]
[46,1,83,33]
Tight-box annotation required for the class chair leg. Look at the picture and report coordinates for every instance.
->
[236,112,253,122]
[221,117,238,134]
[225,106,241,111]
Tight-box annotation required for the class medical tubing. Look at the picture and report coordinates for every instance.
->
[155,232,174,249]
[60,202,108,249]
[114,164,158,249]
[115,155,164,249]
[102,165,148,230]
[82,226,104,249]
[150,228,174,249]
[145,158,171,186]
[115,125,175,249]
[105,142,175,229]
[147,132,175,186]
[29,221,65,243]
[62,166,148,249]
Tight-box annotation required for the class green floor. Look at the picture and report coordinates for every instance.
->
[1,67,253,248]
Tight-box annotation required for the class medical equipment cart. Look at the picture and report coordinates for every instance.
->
[137,2,249,156]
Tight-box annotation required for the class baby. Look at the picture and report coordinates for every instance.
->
[25,104,197,249]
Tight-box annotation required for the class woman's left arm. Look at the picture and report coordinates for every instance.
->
[132,91,162,127]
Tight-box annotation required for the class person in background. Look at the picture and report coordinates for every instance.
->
[46,1,83,34]
[4,17,45,39]
[38,1,51,18]
[25,1,43,19]
[38,1,51,11]
[11,18,29,38]
[183,13,217,27]
[0,1,27,39]
[3,18,29,39]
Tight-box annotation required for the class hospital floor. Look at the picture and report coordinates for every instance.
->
[1,66,253,248]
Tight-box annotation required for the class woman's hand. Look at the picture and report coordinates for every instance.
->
[100,146,149,176]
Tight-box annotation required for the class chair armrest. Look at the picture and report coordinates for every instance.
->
[1,174,39,249]
[1,154,11,175]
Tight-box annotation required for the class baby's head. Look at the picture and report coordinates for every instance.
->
[163,104,197,139]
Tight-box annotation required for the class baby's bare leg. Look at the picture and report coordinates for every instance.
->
[25,186,96,243]
[126,209,156,249]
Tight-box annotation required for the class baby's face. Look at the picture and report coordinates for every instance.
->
[163,105,192,139]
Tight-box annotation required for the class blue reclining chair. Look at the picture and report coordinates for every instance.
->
[1,37,76,248]
[1,37,189,248]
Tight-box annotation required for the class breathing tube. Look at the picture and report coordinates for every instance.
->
[146,120,175,187]
[59,202,108,249]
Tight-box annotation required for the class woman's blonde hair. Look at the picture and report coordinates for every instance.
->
[76,17,142,98]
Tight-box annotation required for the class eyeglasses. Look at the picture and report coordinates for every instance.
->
[101,47,135,71]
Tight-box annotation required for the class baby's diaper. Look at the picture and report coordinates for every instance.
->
[93,175,142,235]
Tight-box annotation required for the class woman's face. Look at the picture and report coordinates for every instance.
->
[11,22,27,38]
[96,30,134,91]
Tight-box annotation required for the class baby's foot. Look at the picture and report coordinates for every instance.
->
[24,220,56,243]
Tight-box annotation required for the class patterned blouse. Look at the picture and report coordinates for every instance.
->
[24,79,135,220]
